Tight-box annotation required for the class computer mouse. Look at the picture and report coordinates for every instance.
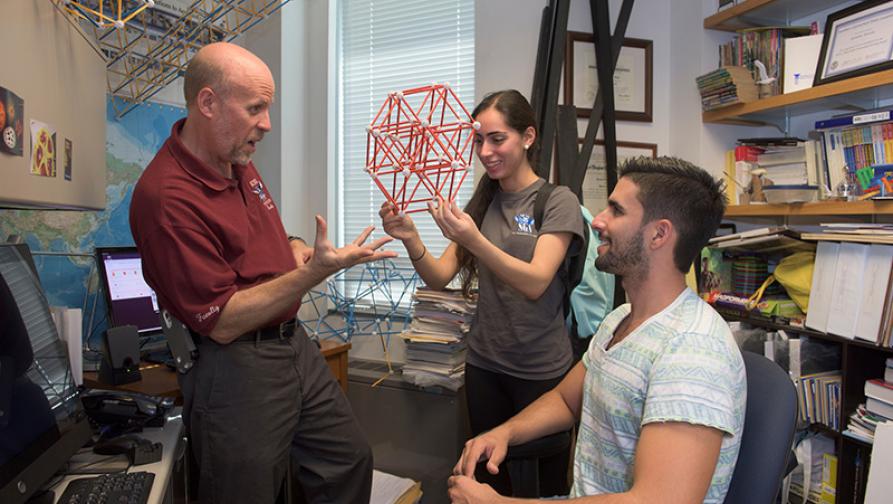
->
[92,434,151,456]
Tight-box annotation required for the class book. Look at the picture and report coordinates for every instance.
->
[854,245,893,343]
[805,241,840,333]
[800,233,893,245]
[866,396,893,420]
[819,453,837,504]
[865,379,893,405]
[371,470,421,504]
[825,242,870,339]
[815,109,893,130]
[887,358,893,382]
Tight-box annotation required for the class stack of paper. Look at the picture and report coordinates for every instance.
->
[400,287,476,391]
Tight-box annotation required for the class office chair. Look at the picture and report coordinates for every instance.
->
[723,351,799,504]
[504,429,571,498]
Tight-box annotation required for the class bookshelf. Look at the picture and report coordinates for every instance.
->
[702,69,893,125]
[703,0,893,126]
[705,0,848,32]
[724,200,893,217]
[714,216,891,503]
[704,3,893,501]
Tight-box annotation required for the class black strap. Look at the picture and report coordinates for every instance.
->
[533,181,556,231]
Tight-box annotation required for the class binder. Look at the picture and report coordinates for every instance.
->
[815,109,893,130]
[825,242,870,339]
[854,245,893,342]
[805,241,840,333]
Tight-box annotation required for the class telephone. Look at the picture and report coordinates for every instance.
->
[80,390,173,429]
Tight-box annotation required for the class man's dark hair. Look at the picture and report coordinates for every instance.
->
[620,156,727,273]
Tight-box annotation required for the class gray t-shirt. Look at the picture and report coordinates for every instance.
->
[466,178,584,380]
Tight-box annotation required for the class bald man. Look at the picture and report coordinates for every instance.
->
[130,42,388,503]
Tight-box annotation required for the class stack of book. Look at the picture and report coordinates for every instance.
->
[695,66,758,111]
[845,363,893,443]
[739,137,821,186]
[718,27,808,97]
[400,287,476,391]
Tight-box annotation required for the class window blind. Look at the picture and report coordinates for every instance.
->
[336,0,474,306]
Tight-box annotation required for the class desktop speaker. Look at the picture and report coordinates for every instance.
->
[98,325,142,385]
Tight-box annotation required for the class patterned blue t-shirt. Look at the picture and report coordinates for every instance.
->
[571,288,746,502]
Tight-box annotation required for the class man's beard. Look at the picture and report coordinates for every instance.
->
[595,228,648,278]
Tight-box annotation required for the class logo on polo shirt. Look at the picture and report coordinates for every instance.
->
[195,305,220,324]
[514,213,535,235]
[249,178,275,210]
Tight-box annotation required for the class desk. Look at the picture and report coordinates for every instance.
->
[319,339,351,391]
[84,340,352,396]
[50,412,185,504]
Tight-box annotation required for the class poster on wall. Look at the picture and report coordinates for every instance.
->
[30,119,56,177]
[0,86,24,156]
[64,138,72,181]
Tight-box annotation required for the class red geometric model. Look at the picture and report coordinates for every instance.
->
[366,83,479,213]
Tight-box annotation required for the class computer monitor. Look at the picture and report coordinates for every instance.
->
[95,247,162,335]
[0,243,92,503]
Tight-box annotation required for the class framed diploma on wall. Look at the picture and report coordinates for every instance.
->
[565,32,653,123]
[814,0,893,86]
[581,140,657,217]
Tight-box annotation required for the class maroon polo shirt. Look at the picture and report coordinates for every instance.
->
[130,118,298,336]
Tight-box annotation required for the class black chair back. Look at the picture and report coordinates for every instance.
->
[723,351,799,504]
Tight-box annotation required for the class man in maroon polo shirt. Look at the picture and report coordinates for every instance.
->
[129,42,394,504]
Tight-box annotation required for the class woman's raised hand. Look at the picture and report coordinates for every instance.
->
[378,201,419,242]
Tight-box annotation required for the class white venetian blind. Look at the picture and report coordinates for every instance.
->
[337,0,475,302]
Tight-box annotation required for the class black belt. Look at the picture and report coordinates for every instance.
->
[232,318,298,343]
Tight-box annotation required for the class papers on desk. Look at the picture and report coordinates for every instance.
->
[371,470,421,504]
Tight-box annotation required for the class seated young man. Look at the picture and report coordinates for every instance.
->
[448,157,746,504]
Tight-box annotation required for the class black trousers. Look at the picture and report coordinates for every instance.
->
[177,329,373,504]
[464,363,570,497]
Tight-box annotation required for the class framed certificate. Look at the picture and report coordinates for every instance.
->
[581,140,657,216]
[564,32,653,123]
[814,0,893,86]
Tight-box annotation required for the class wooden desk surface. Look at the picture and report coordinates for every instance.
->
[84,339,352,398]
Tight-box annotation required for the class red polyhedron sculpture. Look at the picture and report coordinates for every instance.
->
[366,83,479,213]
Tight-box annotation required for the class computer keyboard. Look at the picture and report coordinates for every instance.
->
[57,471,154,504]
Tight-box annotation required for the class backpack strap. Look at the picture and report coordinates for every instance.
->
[533,182,556,231]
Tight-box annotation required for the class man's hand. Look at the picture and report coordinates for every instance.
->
[428,198,482,249]
[453,429,510,479]
[290,238,313,266]
[447,475,504,504]
[308,215,397,274]
[379,201,419,242]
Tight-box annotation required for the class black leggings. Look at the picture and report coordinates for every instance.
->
[464,363,570,497]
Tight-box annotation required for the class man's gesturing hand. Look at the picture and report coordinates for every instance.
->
[309,215,397,274]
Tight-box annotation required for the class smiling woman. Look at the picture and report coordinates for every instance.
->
[379,89,584,497]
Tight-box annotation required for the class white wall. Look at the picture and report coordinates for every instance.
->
[243,1,329,242]
[476,0,673,161]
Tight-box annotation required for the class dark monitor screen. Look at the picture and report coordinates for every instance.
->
[95,247,162,334]
[0,243,91,503]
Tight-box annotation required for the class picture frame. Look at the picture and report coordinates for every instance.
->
[813,0,893,86]
[580,140,657,216]
[565,32,653,122]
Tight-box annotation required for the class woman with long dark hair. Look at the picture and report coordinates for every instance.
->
[380,89,583,496]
